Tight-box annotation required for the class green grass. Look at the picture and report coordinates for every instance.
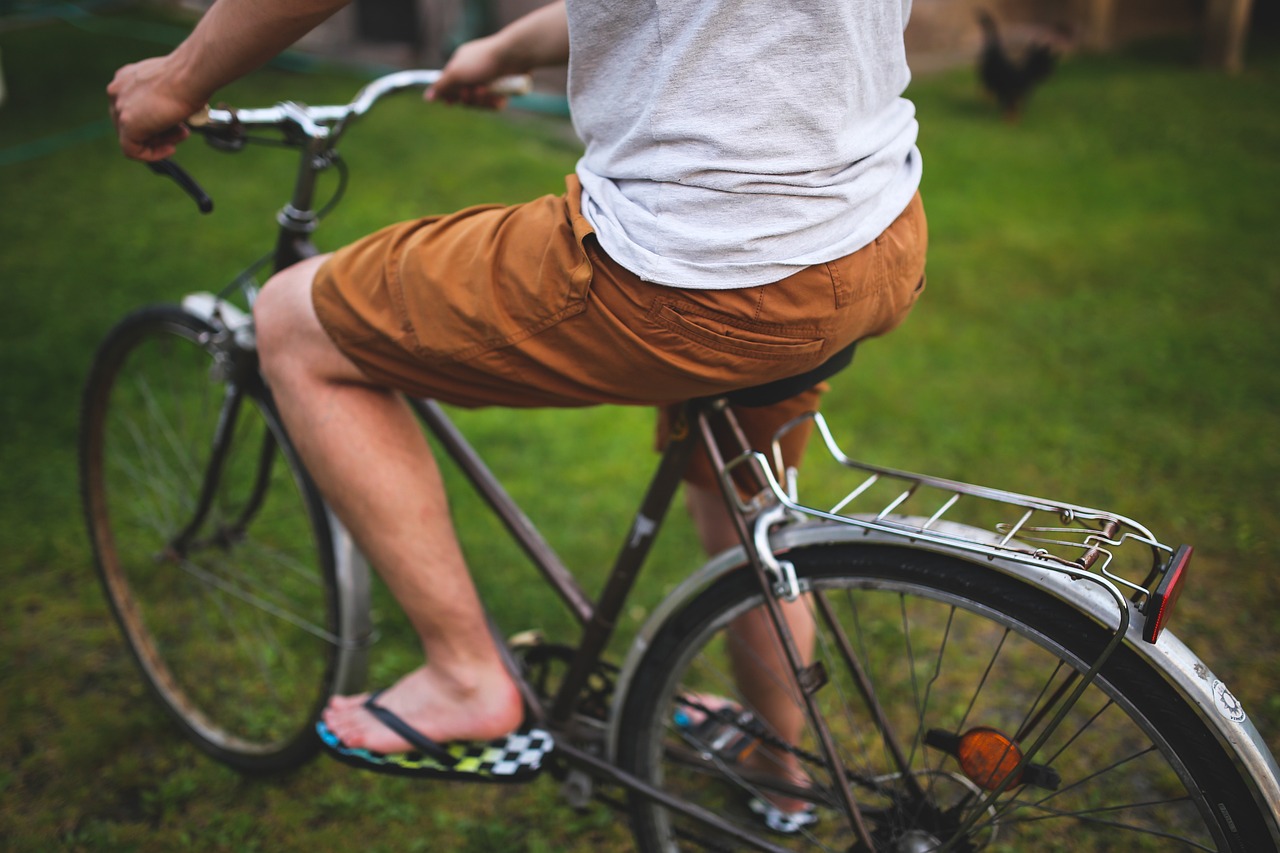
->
[2,6,1279,850]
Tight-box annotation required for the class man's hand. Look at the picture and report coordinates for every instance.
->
[426,37,513,109]
[107,56,206,162]
[426,0,567,108]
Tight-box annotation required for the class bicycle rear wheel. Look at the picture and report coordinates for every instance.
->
[81,305,341,773]
[618,542,1278,851]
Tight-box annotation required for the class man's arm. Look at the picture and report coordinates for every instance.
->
[429,0,568,104]
[107,0,349,161]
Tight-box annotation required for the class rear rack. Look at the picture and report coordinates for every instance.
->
[726,412,1183,615]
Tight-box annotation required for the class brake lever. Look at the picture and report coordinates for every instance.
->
[147,159,214,214]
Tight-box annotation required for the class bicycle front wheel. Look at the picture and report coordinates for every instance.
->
[81,305,341,773]
[618,543,1277,851]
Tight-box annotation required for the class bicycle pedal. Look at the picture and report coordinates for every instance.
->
[675,706,760,764]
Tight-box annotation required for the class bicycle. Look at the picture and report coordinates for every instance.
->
[79,69,1280,851]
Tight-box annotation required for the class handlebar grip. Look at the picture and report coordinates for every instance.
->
[147,159,214,214]
[490,74,534,96]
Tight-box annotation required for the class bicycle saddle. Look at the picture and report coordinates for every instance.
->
[724,342,856,408]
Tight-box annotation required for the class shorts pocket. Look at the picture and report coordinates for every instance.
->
[650,301,824,361]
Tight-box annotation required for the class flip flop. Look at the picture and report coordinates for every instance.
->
[316,690,554,783]
[748,795,819,834]
[673,694,819,835]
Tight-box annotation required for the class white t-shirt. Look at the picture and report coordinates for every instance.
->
[566,0,922,289]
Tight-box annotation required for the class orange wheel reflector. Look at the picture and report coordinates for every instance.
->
[956,727,1024,791]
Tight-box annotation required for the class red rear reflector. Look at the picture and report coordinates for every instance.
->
[1143,544,1193,644]
[956,727,1024,790]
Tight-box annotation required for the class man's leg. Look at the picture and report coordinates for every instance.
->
[685,483,816,813]
[254,256,524,752]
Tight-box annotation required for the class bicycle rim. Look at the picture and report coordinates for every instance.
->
[619,544,1273,851]
[81,306,339,773]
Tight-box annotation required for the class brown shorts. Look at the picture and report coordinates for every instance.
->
[313,175,927,487]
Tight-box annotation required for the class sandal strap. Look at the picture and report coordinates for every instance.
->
[362,690,458,767]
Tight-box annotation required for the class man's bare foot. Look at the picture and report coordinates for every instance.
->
[321,664,524,754]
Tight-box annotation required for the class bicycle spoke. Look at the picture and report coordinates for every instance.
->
[135,371,204,486]
[995,800,1214,851]
[173,554,338,644]
[1024,744,1162,811]
[118,411,193,527]
[1040,696,1115,766]
[204,569,285,705]
[955,626,1009,735]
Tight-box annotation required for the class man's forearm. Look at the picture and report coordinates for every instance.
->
[488,0,570,74]
[165,0,350,106]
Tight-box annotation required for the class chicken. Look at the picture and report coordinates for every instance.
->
[976,9,1059,121]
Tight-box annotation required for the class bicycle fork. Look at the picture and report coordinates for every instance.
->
[165,334,271,560]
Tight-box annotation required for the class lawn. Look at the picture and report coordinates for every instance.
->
[1,6,1277,851]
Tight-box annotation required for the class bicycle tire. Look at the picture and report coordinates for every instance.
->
[618,541,1278,851]
[81,304,342,774]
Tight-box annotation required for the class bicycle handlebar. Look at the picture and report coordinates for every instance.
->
[189,71,533,138]
[148,70,533,214]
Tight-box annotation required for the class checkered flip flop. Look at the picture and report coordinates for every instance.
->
[317,691,554,783]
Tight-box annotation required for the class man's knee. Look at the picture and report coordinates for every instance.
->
[253,255,328,384]
[253,254,373,391]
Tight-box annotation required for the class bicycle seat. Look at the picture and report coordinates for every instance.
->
[724,342,856,408]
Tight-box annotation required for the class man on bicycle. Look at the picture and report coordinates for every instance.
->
[108,0,926,827]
